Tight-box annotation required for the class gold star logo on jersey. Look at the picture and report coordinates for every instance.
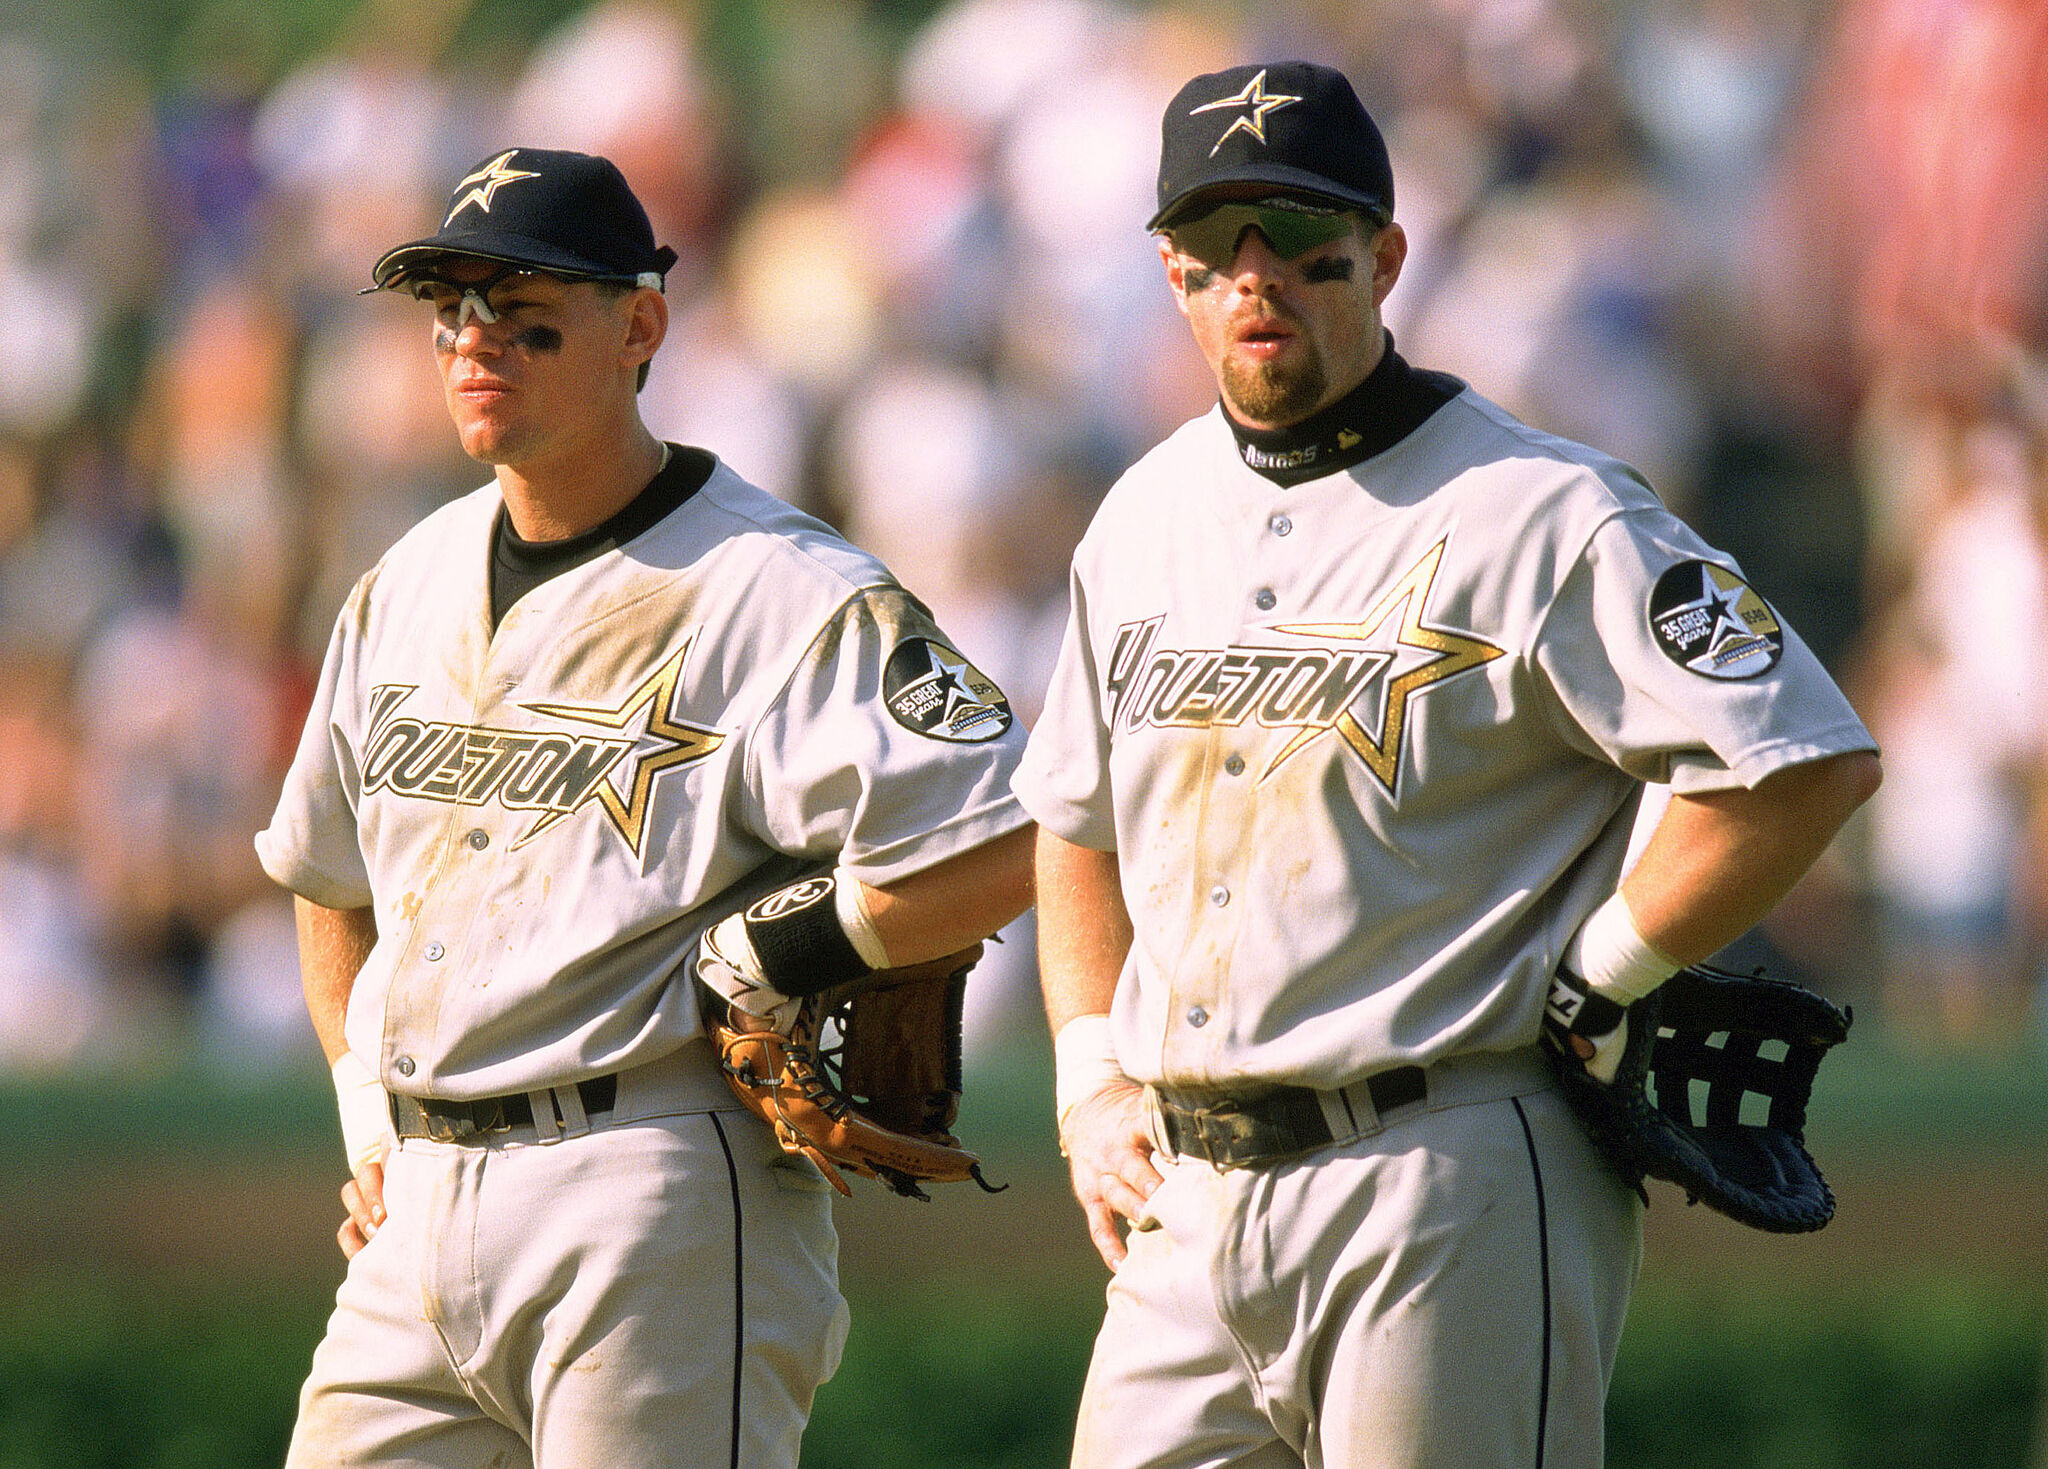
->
[1189,69,1303,157]
[443,150,541,223]
[1262,538,1504,792]
[518,634,726,853]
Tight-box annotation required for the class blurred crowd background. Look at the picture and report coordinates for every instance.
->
[0,0,2044,1081]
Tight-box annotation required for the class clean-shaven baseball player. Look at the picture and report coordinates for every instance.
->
[1014,63,1882,1468]
[256,148,1033,1468]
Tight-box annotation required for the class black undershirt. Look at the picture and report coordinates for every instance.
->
[1224,333,1463,487]
[490,444,715,627]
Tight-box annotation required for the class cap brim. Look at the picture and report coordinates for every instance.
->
[368,232,629,290]
[1147,167,1386,232]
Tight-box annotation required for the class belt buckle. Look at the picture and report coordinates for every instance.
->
[422,1108,469,1143]
[1185,1102,1266,1169]
[423,1098,511,1142]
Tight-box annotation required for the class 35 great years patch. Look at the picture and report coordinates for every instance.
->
[883,638,1014,741]
[1648,561,1783,679]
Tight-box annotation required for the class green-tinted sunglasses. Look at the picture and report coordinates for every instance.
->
[1159,197,1357,265]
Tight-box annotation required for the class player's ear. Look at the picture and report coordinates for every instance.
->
[622,286,667,373]
[1368,221,1407,307]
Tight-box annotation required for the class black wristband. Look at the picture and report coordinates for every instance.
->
[1550,966,1628,1037]
[742,874,873,997]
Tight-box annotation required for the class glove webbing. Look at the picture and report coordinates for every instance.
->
[1646,1029,1826,1134]
[1647,964,1842,1136]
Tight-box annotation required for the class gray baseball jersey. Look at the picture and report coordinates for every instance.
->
[267,449,1030,1464]
[258,452,1030,1100]
[1014,388,1875,1091]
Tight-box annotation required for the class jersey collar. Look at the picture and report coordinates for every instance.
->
[1223,333,1462,487]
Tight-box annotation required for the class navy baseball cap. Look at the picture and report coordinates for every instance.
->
[1148,62,1394,232]
[368,147,679,291]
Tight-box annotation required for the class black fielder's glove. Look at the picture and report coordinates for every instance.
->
[1545,962,1852,1233]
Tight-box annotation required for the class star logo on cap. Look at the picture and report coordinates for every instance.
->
[1189,69,1302,157]
[443,150,542,223]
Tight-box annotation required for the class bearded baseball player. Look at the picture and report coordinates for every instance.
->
[1013,62,1882,1468]
[255,147,1034,1468]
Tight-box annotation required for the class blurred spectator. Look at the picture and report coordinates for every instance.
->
[1757,0,2048,1035]
[1860,402,2048,1052]
[3,0,2045,1074]
[0,39,115,443]
[0,649,120,1072]
[249,0,473,300]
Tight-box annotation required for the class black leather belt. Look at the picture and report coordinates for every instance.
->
[390,1074,618,1142]
[1156,1066,1426,1168]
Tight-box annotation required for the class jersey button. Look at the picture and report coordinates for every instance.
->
[466,829,490,850]
[1269,514,1292,537]
[1223,754,1245,777]
[423,941,446,961]
[1209,885,1229,907]
[1187,1007,1209,1028]
[396,1056,416,1077]
[1254,589,1276,611]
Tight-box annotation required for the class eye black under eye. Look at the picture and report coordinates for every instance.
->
[1304,256,1356,284]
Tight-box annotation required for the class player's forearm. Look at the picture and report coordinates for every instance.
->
[1618,750,1881,966]
[296,896,379,1063]
[860,822,1037,965]
[1034,828,1133,1030]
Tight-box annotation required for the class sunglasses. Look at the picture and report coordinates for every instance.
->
[397,261,660,325]
[402,262,561,325]
[1159,198,1360,266]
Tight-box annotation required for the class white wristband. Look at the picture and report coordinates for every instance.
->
[832,865,892,970]
[1053,1013,1129,1129]
[331,1051,392,1174]
[1564,892,1681,1005]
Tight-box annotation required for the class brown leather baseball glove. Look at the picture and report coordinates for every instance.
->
[708,944,1005,1199]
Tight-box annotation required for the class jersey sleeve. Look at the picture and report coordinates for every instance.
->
[1532,509,1876,793]
[254,584,375,911]
[1011,558,1118,849]
[741,586,1031,885]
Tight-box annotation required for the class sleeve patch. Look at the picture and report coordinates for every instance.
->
[883,638,1014,742]
[1648,561,1783,680]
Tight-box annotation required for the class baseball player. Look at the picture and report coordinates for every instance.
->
[1013,62,1882,1468]
[255,147,1034,1468]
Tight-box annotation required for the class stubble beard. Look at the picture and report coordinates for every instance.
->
[1220,349,1328,427]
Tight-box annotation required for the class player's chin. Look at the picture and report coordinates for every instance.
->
[451,413,528,464]
[1221,353,1326,425]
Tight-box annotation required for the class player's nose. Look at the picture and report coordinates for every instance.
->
[1224,227,1290,292]
[448,313,506,360]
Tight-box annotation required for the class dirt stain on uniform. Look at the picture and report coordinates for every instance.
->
[801,587,936,672]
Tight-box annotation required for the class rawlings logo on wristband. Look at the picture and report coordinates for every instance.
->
[749,878,835,922]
